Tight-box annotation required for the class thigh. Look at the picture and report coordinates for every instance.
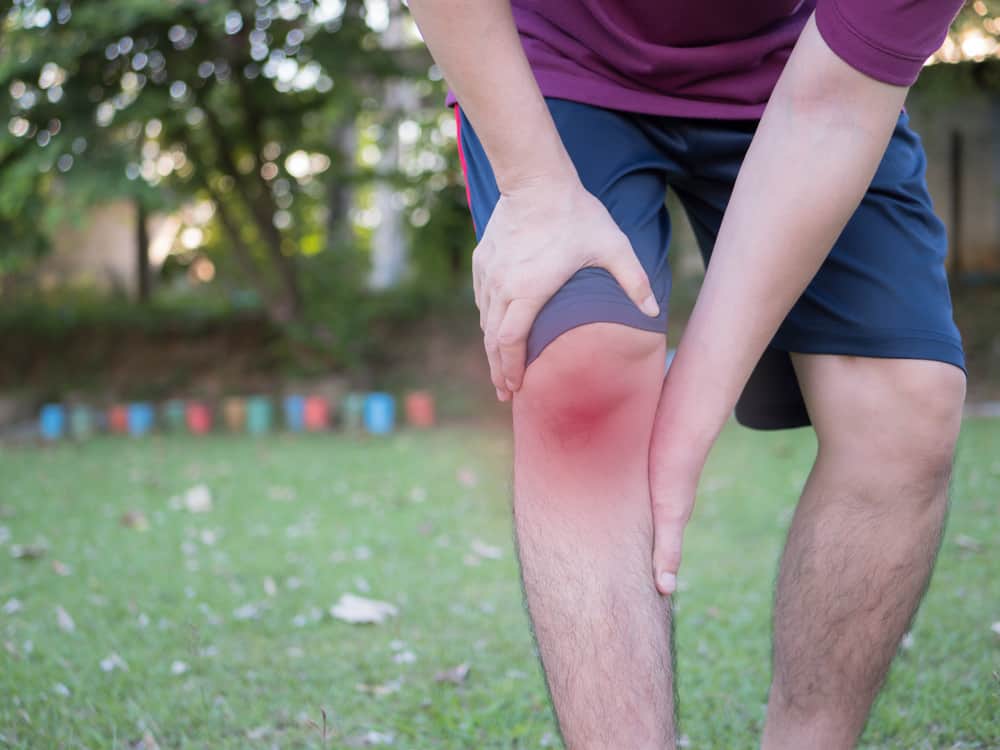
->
[672,109,965,431]
[456,99,676,369]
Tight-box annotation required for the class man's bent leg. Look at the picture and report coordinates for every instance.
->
[762,354,966,749]
[512,322,673,750]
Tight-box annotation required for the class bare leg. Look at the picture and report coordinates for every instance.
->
[512,323,674,750]
[763,355,966,749]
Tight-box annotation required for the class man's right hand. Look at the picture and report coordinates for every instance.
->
[473,174,661,402]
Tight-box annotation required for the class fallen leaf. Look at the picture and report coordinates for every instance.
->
[100,652,128,672]
[56,606,75,633]
[130,732,160,750]
[393,650,416,664]
[456,468,478,487]
[10,543,46,560]
[470,539,503,560]
[233,603,261,621]
[183,485,213,513]
[268,486,296,502]
[955,535,982,552]
[120,510,149,531]
[356,677,403,697]
[434,662,470,685]
[330,593,398,624]
[344,730,395,747]
[51,560,71,576]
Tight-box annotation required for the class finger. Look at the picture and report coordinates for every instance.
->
[652,517,685,596]
[483,291,511,401]
[651,495,693,596]
[496,297,542,393]
[601,237,659,317]
[472,240,491,330]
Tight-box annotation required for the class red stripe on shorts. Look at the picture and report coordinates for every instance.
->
[454,105,474,215]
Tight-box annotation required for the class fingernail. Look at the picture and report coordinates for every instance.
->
[641,295,660,317]
[505,379,516,392]
[496,388,507,402]
[658,572,676,594]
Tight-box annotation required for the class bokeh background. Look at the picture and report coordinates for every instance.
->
[1,2,998,748]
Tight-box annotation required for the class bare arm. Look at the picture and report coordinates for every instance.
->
[409,0,660,400]
[650,13,910,594]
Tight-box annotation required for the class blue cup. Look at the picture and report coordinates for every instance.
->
[363,392,395,435]
[128,402,155,437]
[283,395,305,432]
[40,403,65,440]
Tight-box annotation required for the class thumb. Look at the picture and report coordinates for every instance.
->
[601,239,659,317]
[651,487,695,595]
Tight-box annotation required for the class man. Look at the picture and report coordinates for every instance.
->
[407,1,967,747]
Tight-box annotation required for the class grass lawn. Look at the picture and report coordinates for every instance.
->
[1,421,998,749]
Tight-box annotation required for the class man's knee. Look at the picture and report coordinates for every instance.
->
[807,358,966,494]
[515,323,665,446]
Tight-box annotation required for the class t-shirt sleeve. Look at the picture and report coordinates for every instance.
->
[814,0,966,86]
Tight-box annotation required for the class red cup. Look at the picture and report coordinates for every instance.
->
[107,405,129,434]
[186,401,213,435]
[404,390,435,428]
[304,396,330,431]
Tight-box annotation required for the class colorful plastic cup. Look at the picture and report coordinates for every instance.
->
[283,395,305,432]
[222,397,247,433]
[108,404,129,435]
[127,402,155,437]
[341,392,365,431]
[364,392,395,435]
[162,399,187,432]
[186,401,213,435]
[304,396,330,432]
[68,405,95,440]
[404,390,435,428]
[39,403,65,440]
[246,396,273,435]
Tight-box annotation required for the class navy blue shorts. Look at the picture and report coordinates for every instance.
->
[455,98,965,430]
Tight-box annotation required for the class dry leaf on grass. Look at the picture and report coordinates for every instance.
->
[456,468,478,487]
[120,510,149,531]
[169,485,213,513]
[51,560,71,576]
[330,593,398,624]
[10,543,46,560]
[434,662,470,685]
[100,652,128,672]
[344,730,395,747]
[356,677,403,697]
[955,535,982,552]
[56,606,75,633]
[470,539,503,560]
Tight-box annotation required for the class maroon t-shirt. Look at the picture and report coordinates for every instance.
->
[448,0,964,118]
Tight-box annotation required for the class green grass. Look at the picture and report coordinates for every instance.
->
[1,422,998,749]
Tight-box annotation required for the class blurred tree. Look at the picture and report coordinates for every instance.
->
[0,0,441,321]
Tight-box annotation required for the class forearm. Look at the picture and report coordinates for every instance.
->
[658,13,908,469]
[407,0,575,191]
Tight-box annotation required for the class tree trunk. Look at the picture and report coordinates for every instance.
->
[136,199,150,303]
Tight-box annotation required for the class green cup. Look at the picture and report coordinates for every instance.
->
[162,399,187,432]
[341,392,365,431]
[246,396,273,435]
[69,405,95,440]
